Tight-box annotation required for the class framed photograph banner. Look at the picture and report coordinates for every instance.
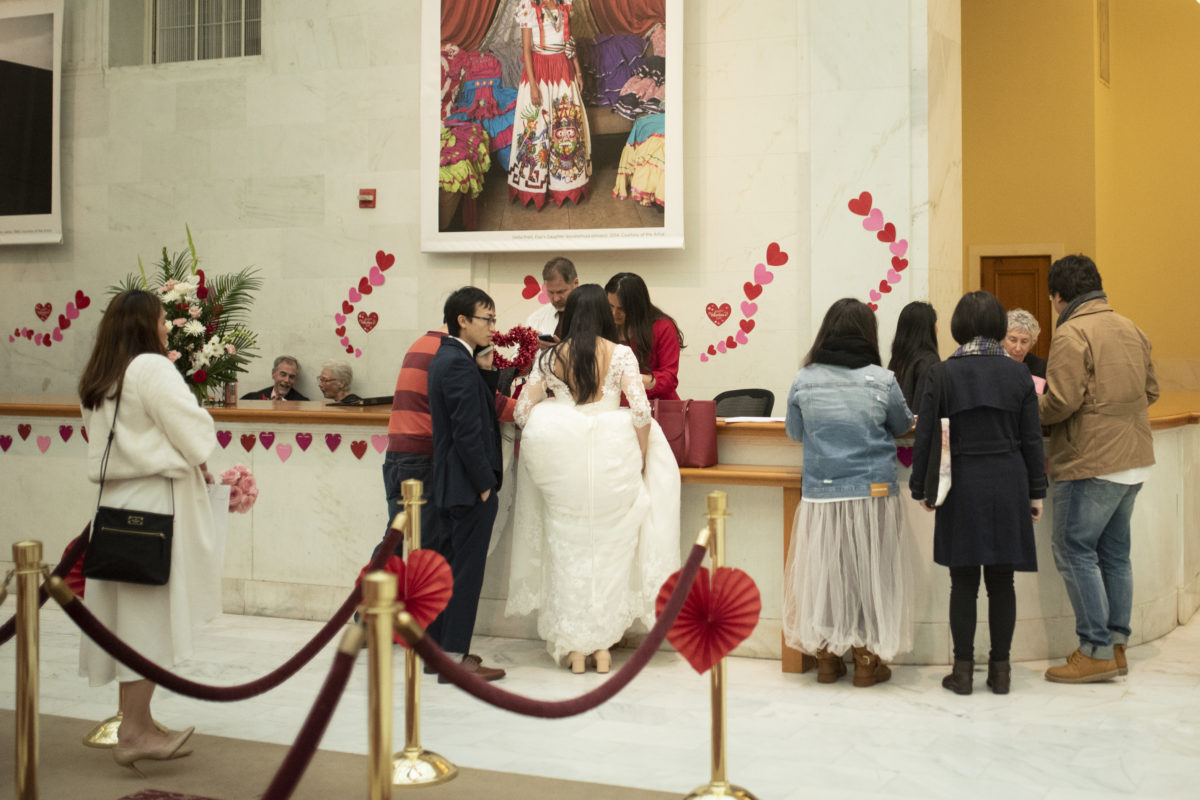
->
[0,0,63,245]
[421,0,683,252]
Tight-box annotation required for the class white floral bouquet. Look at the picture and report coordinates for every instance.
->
[113,226,261,402]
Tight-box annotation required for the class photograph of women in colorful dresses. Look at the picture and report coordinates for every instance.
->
[436,0,671,239]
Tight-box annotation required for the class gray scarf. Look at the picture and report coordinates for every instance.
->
[1056,290,1108,327]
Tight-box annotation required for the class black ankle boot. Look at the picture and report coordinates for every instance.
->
[986,660,1011,694]
[942,659,973,695]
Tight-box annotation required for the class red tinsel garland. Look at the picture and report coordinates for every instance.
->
[491,324,540,373]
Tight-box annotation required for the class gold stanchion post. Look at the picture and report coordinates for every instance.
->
[14,540,43,800]
[684,492,759,800]
[364,567,398,800]
[393,478,457,787]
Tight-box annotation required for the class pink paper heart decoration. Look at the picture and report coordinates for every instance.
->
[700,353,709,362]
[869,289,882,302]
[259,431,276,449]
[537,285,549,304]
[65,302,79,320]
[276,444,293,463]
[295,432,313,451]
[354,348,362,358]
[735,329,749,345]
[890,239,908,257]
[368,266,385,286]
[325,433,342,452]
[52,328,63,341]
[36,435,51,453]
[217,430,232,448]
[7,336,12,343]
[34,334,43,346]
[863,208,884,231]
[740,301,758,317]
[340,336,350,347]
[886,268,902,284]
[348,287,362,303]
[753,263,774,285]
[716,340,727,353]
[371,434,388,453]
[335,313,347,325]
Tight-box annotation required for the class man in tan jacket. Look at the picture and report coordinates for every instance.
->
[1038,255,1158,684]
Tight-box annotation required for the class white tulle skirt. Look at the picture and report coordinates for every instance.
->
[506,402,681,664]
[782,495,916,661]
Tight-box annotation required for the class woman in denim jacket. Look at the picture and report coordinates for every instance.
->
[782,298,917,686]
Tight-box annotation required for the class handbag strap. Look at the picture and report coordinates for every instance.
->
[681,398,692,454]
[94,377,174,516]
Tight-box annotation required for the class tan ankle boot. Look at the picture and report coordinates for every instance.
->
[1114,643,1127,676]
[815,648,847,684]
[1044,649,1119,684]
[851,646,892,687]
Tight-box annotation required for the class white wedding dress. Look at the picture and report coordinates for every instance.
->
[507,344,681,663]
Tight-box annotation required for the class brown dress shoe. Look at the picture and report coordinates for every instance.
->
[1114,643,1128,676]
[440,653,505,683]
[1044,649,1119,684]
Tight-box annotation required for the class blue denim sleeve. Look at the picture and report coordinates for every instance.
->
[784,379,804,443]
[884,377,915,437]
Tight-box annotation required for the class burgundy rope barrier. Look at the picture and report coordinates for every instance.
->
[261,625,363,800]
[406,542,708,718]
[47,523,403,701]
[0,523,90,646]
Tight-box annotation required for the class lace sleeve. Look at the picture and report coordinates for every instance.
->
[514,355,547,428]
[616,346,652,427]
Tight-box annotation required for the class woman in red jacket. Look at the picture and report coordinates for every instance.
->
[604,272,684,401]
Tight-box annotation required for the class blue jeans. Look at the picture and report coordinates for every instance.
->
[380,451,435,556]
[1051,478,1142,659]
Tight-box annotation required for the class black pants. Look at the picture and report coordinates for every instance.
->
[948,565,1016,662]
[425,492,499,656]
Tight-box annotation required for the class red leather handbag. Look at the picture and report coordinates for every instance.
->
[652,399,718,468]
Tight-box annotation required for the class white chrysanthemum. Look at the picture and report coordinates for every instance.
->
[183,319,205,336]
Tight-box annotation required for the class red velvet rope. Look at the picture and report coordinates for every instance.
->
[411,542,707,718]
[0,523,91,646]
[260,631,360,800]
[50,524,403,701]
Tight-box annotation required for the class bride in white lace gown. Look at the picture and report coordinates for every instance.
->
[507,285,681,672]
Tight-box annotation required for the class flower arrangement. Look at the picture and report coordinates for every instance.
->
[111,226,262,403]
[220,464,259,514]
[491,324,540,373]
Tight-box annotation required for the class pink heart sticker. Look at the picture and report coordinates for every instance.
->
[340,336,350,347]
[36,435,51,453]
[259,431,276,449]
[51,328,63,341]
[740,301,757,318]
[862,208,884,232]
[7,336,13,343]
[890,239,908,257]
[371,434,388,453]
[65,302,79,320]
[870,289,882,302]
[295,432,313,451]
[354,348,362,358]
[348,287,362,303]
[275,443,293,463]
[753,263,774,285]
[325,432,342,452]
[335,313,347,326]
[716,340,727,353]
[887,268,902,284]
[735,329,749,345]
[537,285,549,304]
[217,430,232,448]
[368,266,385,286]
[699,353,709,362]
[34,334,43,346]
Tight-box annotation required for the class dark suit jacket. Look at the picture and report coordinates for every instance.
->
[427,338,502,510]
[241,386,309,401]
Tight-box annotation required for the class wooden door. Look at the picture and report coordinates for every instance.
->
[980,255,1052,360]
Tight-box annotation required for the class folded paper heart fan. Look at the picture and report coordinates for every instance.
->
[356,549,453,646]
[655,566,762,674]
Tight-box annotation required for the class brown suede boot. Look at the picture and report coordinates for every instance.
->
[1114,643,1127,676]
[851,646,891,687]
[942,659,973,695]
[986,660,1010,694]
[815,648,847,684]
[1044,649,1119,684]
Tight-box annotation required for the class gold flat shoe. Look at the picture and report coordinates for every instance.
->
[112,726,195,777]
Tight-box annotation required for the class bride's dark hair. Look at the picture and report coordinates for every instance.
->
[544,283,617,404]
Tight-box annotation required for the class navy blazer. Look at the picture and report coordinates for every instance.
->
[240,386,309,401]
[427,337,502,510]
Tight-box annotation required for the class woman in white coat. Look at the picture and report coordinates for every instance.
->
[78,290,220,773]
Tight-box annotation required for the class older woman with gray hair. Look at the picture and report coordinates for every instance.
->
[318,361,360,404]
[1003,309,1047,380]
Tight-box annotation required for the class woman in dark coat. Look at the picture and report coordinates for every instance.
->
[909,291,1047,696]
[887,300,940,409]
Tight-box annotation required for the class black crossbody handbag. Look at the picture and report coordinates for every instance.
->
[82,386,174,586]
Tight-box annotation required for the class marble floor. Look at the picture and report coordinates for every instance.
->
[2,600,1199,799]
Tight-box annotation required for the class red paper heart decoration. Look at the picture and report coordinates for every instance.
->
[17,424,32,440]
[240,433,257,452]
[217,430,232,448]
[34,302,52,322]
[738,318,755,335]
[656,566,762,674]
[0,435,11,452]
[868,302,878,312]
[743,282,763,301]
[376,250,395,271]
[58,313,70,330]
[81,426,88,443]
[707,345,717,356]
[766,242,788,267]
[325,433,342,452]
[59,425,73,442]
[350,440,368,459]
[358,311,379,333]
[259,431,275,449]
[876,222,897,244]
[335,325,346,337]
[847,191,873,216]
[521,275,540,300]
[896,445,914,467]
[357,276,373,295]
[725,335,738,349]
[892,256,908,271]
[296,432,313,451]
[342,300,355,315]
[878,279,892,294]
[75,290,91,309]
[705,303,732,326]
[345,345,355,354]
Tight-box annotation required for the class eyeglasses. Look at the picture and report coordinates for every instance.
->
[317,377,336,384]
[471,315,498,326]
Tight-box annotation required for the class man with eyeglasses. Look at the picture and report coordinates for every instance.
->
[424,286,507,682]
